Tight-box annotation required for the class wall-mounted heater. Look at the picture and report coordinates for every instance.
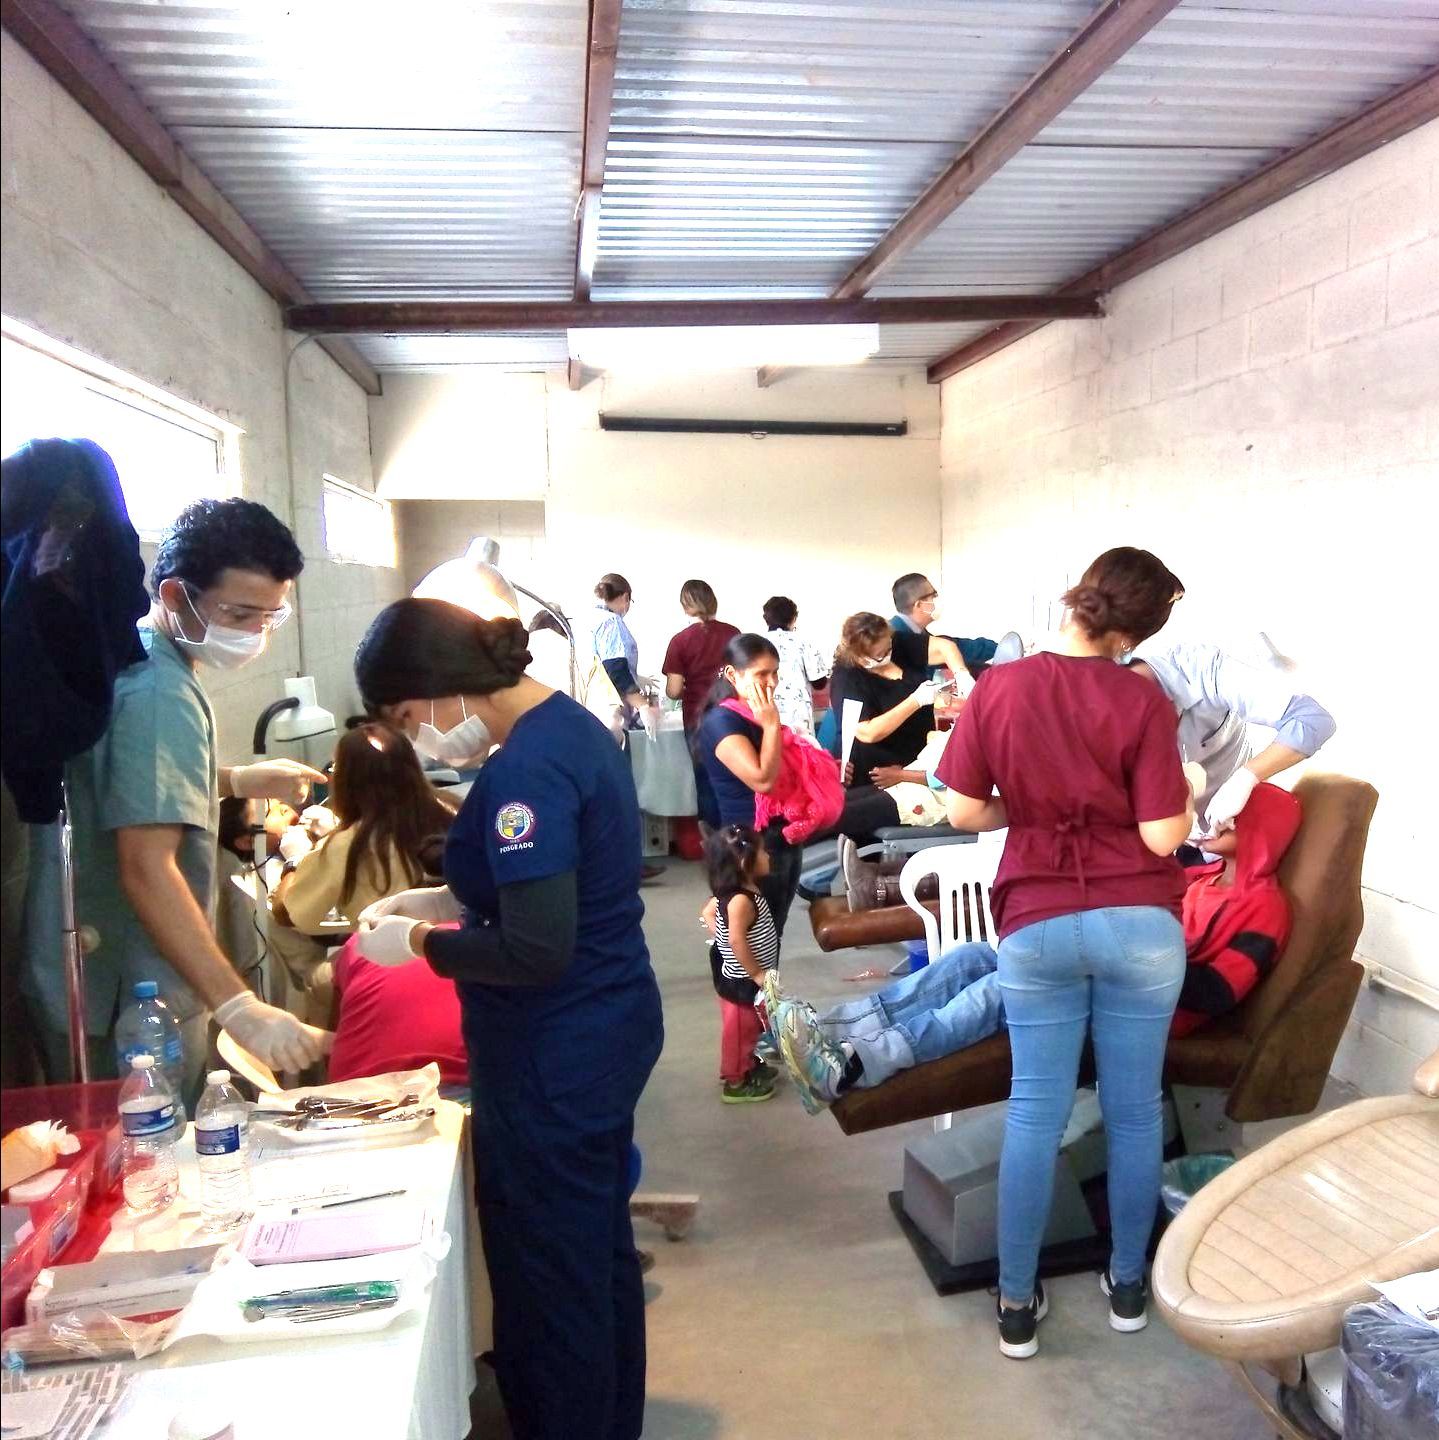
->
[598,415,907,438]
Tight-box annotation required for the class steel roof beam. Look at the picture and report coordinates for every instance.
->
[927,66,1439,384]
[285,295,1104,335]
[573,0,623,302]
[833,0,1182,300]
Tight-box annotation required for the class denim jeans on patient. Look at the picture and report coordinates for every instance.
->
[819,942,1005,1088]
[995,906,1184,1305]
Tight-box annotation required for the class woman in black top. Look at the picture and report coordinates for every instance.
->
[830,613,965,787]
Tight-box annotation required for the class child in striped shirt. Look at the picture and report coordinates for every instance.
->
[704,824,781,1104]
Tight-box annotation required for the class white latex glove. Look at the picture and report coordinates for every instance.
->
[357,885,462,929]
[909,680,941,707]
[230,758,328,806]
[214,992,332,1073]
[278,827,313,863]
[355,915,424,968]
[640,704,661,739]
[1205,767,1260,834]
[301,804,339,838]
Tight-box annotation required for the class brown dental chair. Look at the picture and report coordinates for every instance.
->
[829,774,1379,1136]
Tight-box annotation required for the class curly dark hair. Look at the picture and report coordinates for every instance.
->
[150,498,304,597]
[355,598,533,707]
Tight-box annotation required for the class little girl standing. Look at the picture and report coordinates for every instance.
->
[704,824,781,1104]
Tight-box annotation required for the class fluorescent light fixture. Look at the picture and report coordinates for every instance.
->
[567,324,879,371]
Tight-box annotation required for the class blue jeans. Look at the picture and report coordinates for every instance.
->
[996,906,1184,1305]
[820,942,1005,1087]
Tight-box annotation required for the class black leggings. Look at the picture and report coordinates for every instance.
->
[811,784,901,847]
[757,820,804,940]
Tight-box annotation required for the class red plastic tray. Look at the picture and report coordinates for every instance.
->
[2,1085,127,1330]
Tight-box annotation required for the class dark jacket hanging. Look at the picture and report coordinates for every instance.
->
[1,438,149,823]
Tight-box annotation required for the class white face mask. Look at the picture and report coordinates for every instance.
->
[860,650,892,670]
[413,698,491,768]
[171,590,269,670]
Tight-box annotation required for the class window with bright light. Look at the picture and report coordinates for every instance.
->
[1,318,237,539]
[322,475,396,568]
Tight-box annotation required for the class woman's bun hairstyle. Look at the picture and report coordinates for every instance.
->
[355,598,532,707]
[595,573,632,603]
[1062,548,1184,646]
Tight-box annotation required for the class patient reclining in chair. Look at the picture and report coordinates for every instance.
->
[771,783,1301,1113]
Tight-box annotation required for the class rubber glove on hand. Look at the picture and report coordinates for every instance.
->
[909,680,941,707]
[355,916,424,968]
[213,992,332,1073]
[230,759,328,807]
[277,827,313,864]
[641,704,662,739]
[301,804,339,839]
[357,885,462,929]
[1205,767,1260,834]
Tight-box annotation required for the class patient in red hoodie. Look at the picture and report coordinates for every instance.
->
[771,784,1302,1108]
[1170,781,1300,1035]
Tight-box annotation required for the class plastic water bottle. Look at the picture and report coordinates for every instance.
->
[194,1069,251,1230]
[114,980,187,1129]
[119,1055,180,1215]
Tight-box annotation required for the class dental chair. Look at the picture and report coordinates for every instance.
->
[1152,1049,1439,1439]
[829,773,1378,1137]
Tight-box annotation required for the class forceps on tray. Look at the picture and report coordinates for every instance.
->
[251,1093,424,1130]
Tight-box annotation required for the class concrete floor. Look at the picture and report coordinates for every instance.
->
[470,859,1274,1440]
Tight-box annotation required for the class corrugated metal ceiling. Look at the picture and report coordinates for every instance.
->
[42,0,1439,371]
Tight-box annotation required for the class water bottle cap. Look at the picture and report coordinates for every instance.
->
[134,980,160,998]
[207,1070,230,1085]
[130,1054,155,1069]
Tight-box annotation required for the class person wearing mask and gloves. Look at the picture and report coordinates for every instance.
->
[22,499,332,1095]
[1128,640,1335,841]
[350,598,663,1440]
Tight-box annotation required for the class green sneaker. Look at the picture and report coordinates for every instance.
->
[722,1068,777,1104]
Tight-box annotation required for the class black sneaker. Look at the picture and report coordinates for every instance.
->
[1100,1270,1148,1332]
[996,1281,1048,1359]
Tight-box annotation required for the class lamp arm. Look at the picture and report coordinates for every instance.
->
[510,582,573,643]
[253,696,300,755]
[510,581,581,701]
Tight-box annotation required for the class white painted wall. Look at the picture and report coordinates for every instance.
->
[374,367,942,668]
[1,31,400,761]
[938,120,1439,1095]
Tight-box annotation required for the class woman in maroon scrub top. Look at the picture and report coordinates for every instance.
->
[935,548,1194,1360]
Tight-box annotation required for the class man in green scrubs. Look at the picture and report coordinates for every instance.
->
[24,499,333,1094]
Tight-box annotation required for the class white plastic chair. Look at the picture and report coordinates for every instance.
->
[898,832,1005,966]
[897,834,1006,1132]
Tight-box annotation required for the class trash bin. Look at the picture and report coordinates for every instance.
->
[1342,1298,1439,1439]
[1159,1152,1236,1217]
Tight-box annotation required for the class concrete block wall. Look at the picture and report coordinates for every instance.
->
[395,500,547,599]
[1,31,400,762]
[378,367,943,672]
[939,120,1439,1094]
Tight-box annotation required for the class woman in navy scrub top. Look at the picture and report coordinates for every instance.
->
[352,599,662,1440]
